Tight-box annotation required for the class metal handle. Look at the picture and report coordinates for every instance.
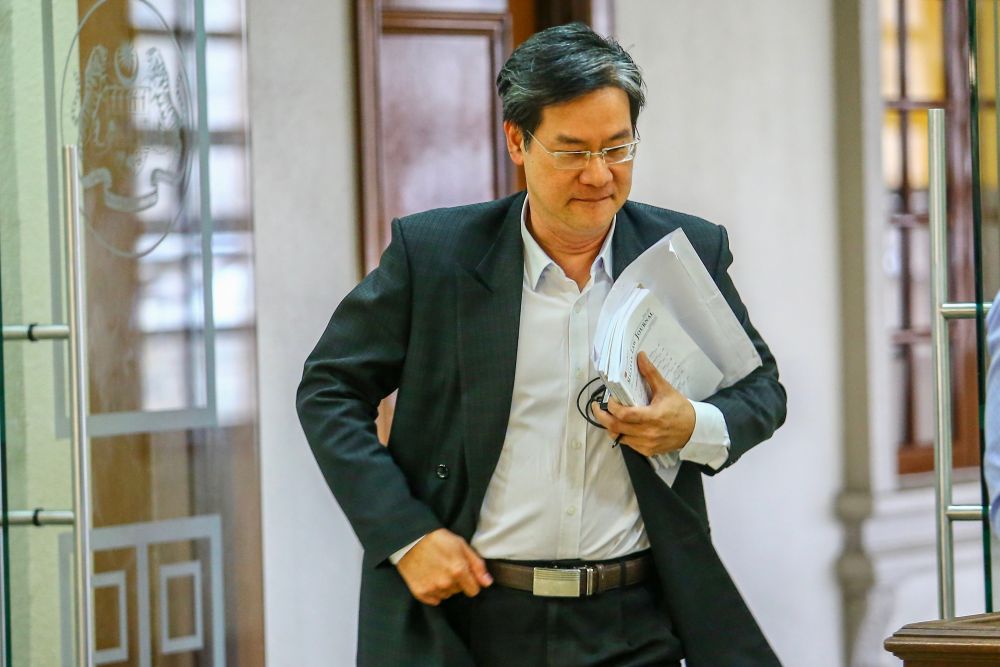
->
[927,108,991,613]
[942,302,992,320]
[0,509,75,527]
[928,108,955,620]
[946,505,988,521]
[1,324,70,341]
[64,144,94,666]
[923,110,993,616]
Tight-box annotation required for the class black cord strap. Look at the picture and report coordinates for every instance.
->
[575,376,624,448]
[575,376,607,428]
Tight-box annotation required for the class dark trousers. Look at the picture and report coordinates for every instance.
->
[444,567,683,666]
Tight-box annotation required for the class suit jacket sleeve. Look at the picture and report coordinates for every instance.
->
[702,224,787,472]
[296,218,443,564]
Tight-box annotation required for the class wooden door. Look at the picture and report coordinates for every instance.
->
[355,0,611,439]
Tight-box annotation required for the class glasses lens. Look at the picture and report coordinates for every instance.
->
[604,144,636,165]
[554,153,590,170]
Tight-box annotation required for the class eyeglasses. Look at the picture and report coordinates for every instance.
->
[525,131,640,170]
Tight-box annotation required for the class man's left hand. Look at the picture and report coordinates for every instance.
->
[590,352,696,456]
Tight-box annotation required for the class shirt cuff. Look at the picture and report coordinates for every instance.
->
[678,399,730,469]
[648,401,730,486]
[388,536,424,565]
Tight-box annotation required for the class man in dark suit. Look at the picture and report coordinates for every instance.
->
[298,23,786,666]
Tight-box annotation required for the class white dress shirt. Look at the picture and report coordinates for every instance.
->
[392,198,731,563]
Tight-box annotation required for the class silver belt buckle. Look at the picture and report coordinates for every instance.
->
[531,565,597,597]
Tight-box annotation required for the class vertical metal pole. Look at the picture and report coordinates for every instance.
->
[63,145,93,665]
[929,109,955,620]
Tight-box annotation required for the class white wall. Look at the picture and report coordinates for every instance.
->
[616,2,844,664]
[246,1,363,665]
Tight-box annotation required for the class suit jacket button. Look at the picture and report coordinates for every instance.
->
[435,464,449,479]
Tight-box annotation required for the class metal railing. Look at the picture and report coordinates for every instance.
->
[928,109,990,619]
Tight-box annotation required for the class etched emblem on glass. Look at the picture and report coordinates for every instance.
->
[61,0,195,258]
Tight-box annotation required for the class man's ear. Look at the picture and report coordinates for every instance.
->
[503,121,525,167]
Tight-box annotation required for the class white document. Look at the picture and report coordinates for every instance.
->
[601,288,645,403]
[599,288,723,407]
[594,228,761,390]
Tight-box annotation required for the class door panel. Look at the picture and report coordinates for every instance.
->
[972,0,1000,612]
[354,0,613,441]
[0,1,263,664]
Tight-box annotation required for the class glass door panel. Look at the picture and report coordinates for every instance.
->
[1,3,81,663]
[972,0,1000,615]
[0,1,264,664]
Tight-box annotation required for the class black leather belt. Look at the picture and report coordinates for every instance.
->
[485,553,652,598]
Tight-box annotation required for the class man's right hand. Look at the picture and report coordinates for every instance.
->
[395,528,493,606]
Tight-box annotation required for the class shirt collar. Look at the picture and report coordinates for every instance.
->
[519,195,616,291]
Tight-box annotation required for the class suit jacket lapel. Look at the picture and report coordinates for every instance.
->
[611,204,648,280]
[456,194,525,527]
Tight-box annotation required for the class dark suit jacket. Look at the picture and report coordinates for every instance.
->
[297,191,787,666]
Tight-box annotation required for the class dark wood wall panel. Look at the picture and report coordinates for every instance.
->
[358,4,511,271]
[379,29,502,225]
[535,0,613,34]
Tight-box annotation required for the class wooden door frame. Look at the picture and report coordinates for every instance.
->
[353,0,614,274]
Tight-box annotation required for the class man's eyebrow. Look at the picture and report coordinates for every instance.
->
[553,129,634,146]
[553,134,588,146]
[605,129,634,143]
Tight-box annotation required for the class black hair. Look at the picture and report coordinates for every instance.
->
[496,23,645,144]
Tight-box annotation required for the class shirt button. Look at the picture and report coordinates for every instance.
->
[574,303,582,314]
[572,440,582,450]
[435,464,449,479]
[566,506,576,516]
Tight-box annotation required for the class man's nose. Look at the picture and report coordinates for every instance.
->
[578,154,613,187]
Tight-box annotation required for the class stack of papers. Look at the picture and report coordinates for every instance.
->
[596,286,722,405]
[593,228,762,407]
